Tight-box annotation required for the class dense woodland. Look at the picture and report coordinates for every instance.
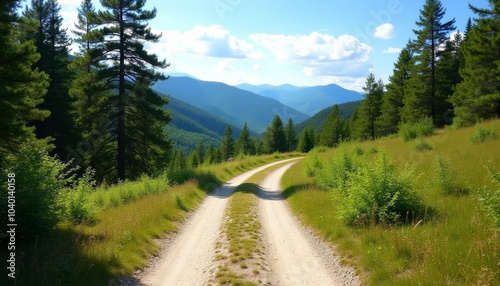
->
[0,0,499,234]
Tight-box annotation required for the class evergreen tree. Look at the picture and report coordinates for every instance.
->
[235,123,253,155]
[196,140,205,164]
[220,125,235,160]
[352,74,384,140]
[263,115,287,153]
[69,0,114,179]
[204,143,217,165]
[451,1,500,125]
[435,31,463,124]
[401,0,456,125]
[376,47,412,136]
[284,118,298,152]
[187,150,200,169]
[23,0,78,159]
[92,0,171,180]
[297,127,315,153]
[319,105,347,147]
[0,0,50,166]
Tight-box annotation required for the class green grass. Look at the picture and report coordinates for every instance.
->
[9,153,300,286]
[282,119,500,285]
[215,184,263,286]
[469,123,498,143]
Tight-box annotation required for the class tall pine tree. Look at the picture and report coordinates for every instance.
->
[376,47,412,136]
[284,118,298,152]
[92,0,171,180]
[23,0,78,158]
[0,0,49,166]
[352,74,384,141]
[451,1,500,125]
[401,0,455,125]
[236,123,253,156]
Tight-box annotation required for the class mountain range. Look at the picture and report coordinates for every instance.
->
[236,83,363,116]
[153,75,363,152]
[153,77,310,134]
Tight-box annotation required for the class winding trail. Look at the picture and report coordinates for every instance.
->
[134,158,359,286]
[138,158,300,286]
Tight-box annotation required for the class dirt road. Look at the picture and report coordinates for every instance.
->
[134,158,359,286]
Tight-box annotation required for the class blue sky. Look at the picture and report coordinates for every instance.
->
[58,0,487,91]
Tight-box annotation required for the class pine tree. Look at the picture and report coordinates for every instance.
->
[0,0,50,166]
[92,0,171,180]
[319,105,346,147]
[235,123,253,156]
[204,143,217,165]
[23,0,78,159]
[451,1,500,125]
[263,115,287,153]
[196,140,205,164]
[377,47,412,136]
[220,125,235,160]
[69,0,114,179]
[284,118,298,152]
[401,0,456,125]
[297,127,315,153]
[352,74,384,140]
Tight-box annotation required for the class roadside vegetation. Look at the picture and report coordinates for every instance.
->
[0,153,299,286]
[282,119,500,285]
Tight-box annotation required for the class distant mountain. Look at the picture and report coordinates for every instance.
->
[165,96,243,152]
[295,101,362,134]
[153,77,310,134]
[236,83,363,116]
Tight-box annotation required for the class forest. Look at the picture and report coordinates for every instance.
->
[0,0,499,280]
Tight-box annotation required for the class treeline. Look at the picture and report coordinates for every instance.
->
[349,0,500,141]
[1,0,171,183]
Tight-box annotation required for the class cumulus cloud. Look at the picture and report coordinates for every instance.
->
[158,25,261,59]
[374,23,395,39]
[249,32,372,77]
[383,47,402,54]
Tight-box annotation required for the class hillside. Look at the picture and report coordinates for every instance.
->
[237,83,363,116]
[165,96,243,152]
[295,100,361,133]
[154,77,310,134]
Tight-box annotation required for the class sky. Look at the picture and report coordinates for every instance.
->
[57,0,488,91]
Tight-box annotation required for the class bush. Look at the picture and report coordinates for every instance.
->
[399,117,435,141]
[0,145,75,235]
[434,156,469,196]
[413,138,434,152]
[317,150,361,191]
[316,150,423,226]
[469,125,497,143]
[479,165,500,227]
[303,150,323,177]
[59,168,97,223]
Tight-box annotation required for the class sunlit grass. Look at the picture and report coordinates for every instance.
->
[283,119,500,285]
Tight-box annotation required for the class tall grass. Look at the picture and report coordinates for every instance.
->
[398,117,435,141]
[469,124,498,143]
[283,119,500,285]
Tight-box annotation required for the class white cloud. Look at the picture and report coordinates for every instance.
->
[157,25,261,59]
[249,32,373,77]
[252,63,264,71]
[383,47,402,54]
[374,23,395,40]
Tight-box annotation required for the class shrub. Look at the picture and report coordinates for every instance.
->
[434,156,469,196]
[413,138,433,152]
[469,125,497,143]
[0,145,75,235]
[59,168,97,223]
[304,149,323,177]
[317,150,361,191]
[399,117,435,141]
[479,165,500,227]
[337,151,422,226]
